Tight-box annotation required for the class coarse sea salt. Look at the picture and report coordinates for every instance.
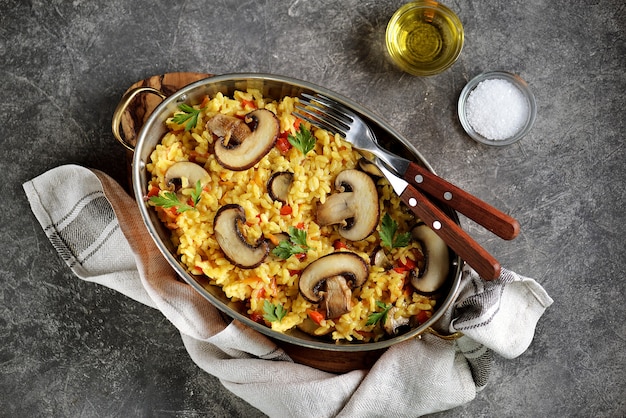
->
[465,78,529,141]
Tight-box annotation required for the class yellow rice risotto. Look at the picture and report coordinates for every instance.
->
[146,89,441,343]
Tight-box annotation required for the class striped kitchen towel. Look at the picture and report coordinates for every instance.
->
[23,164,553,418]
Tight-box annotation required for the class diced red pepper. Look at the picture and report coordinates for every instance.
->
[415,310,430,325]
[147,186,160,198]
[293,118,301,130]
[280,205,293,215]
[306,309,325,325]
[333,240,348,250]
[296,222,305,230]
[276,135,292,154]
[393,258,417,273]
[250,312,265,324]
[295,252,306,261]
[241,99,257,109]
[199,95,210,108]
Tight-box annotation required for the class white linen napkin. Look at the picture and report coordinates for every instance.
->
[23,164,553,417]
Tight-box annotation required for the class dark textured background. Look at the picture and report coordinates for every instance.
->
[2,0,624,416]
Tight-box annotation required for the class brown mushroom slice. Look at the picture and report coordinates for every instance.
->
[319,275,353,319]
[410,223,450,294]
[316,169,379,242]
[370,245,392,269]
[383,307,410,336]
[213,204,269,269]
[267,171,294,203]
[208,109,279,171]
[357,157,384,178]
[164,161,210,188]
[298,252,369,319]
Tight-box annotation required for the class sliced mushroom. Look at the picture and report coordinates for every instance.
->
[409,223,450,294]
[267,171,294,203]
[370,245,392,269]
[319,276,352,319]
[213,204,269,269]
[357,157,384,177]
[316,169,379,242]
[298,252,369,319]
[207,109,279,171]
[383,307,410,336]
[164,161,210,188]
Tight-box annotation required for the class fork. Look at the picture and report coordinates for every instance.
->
[294,93,520,241]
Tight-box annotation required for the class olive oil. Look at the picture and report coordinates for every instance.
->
[386,2,464,76]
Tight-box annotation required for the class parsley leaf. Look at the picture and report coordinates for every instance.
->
[190,180,203,206]
[379,213,411,249]
[287,124,316,155]
[271,226,310,260]
[149,180,203,214]
[263,300,287,322]
[172,103,204,131]
[366,301,392,326]
[149,191,194,213]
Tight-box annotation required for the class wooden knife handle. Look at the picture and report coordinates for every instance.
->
[399,183,501,280]
[404,162,520,240]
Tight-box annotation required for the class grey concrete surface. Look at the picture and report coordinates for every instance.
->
[1,0,624,416]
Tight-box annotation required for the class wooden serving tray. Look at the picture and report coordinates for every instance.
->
[117,72,384,372]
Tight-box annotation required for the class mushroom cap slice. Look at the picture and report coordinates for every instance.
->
[383,306,410,336]
[298,252,369,305]
[410,223,450,294]
[213,204,269,269]
[316,169,379,242]
[267,171,294,204]
[357,157,384,178]
[370,246,393,270]
[164,161,210,188]
[208,109,279,171]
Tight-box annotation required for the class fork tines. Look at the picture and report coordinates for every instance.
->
[293,94,351,136]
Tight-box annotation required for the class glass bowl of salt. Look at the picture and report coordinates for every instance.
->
[458,71,536,146]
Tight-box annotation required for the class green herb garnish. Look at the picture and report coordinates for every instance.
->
[149,180,203,213]
[288,124,316,155]
[379,213,411,249]
[263,300,287,322]
[190,180,203,207]
[271,226,310,260]
[172,103,204,131]
[366,301,392,326]
[149,191,194,213]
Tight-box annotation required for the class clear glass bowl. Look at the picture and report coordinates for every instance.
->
[386,1,464,76]
[458,71,537,146]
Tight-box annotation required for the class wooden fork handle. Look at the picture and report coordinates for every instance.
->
[399,184,501,280]
[403,162,520,241]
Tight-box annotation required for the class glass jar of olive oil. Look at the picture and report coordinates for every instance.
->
[386,1,464,76]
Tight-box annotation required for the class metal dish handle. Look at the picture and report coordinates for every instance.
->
[111,86,167,151]
[424,327,464,341]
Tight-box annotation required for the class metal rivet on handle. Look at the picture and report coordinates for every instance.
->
[444,192,452,200]
[432,221,442,230]
[408,198,417,207]
[414,174,424,184]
